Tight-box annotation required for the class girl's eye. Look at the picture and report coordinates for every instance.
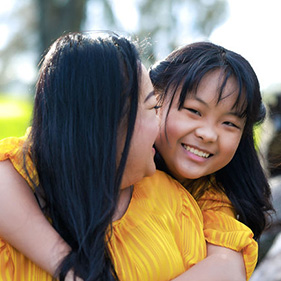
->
[223,121,239,128]
[185,108,201,116]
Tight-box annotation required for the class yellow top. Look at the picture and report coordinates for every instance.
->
[0,134,206,280]
[108,171,206,280]
[0,132,258,280]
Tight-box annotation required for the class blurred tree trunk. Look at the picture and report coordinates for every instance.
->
[36,0,87,55]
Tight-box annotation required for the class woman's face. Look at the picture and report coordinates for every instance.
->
[120,64,160,189]
[155,70,246,182]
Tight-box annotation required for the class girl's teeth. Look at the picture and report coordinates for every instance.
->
[184,145,210,158]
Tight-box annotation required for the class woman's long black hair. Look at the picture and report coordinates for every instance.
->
[150,41,274,239]
[27,32,141,280]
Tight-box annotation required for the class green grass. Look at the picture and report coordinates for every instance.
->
[0,95,33,140]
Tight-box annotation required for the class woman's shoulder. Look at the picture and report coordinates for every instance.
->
[0,128,38,188]
[0,134,26,160]
[135,170,202,215]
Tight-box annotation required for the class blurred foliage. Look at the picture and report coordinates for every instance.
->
[134,0,229,66]
[0,0,229,138]
[0,95,32,139]
[0,0,229,87]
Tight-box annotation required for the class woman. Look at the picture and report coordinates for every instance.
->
[0,32,208,280]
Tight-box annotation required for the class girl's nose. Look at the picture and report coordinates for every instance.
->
[195,125,218,142]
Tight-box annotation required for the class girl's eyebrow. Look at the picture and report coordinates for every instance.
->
[189,96,208,107]
[191,96,245,118]
[228,111,245,119]
[144,91,155,103]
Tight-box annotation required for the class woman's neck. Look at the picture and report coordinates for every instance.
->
[112,185,133,221]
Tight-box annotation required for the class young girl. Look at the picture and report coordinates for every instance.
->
[150,41,274,280]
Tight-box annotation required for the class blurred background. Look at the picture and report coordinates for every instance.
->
[0,0,281,279]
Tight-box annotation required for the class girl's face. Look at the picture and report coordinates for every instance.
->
[155,69,246,182]
[120,64,160,188]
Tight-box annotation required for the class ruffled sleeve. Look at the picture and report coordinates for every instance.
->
[0,239,14,281]
[0,128,38,190]
[0,238,54,281]
[197,187,258,280]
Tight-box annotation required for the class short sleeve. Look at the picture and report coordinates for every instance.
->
[0,128,38,189]
[198,188,258,280]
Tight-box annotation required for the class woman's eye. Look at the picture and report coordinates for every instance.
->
[185,108,201,116]
[153,105,161,113]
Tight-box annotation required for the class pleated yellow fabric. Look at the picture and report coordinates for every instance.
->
[0,134,206,280]
[0,240,53,281]
[108,171,206,280]
[0,133,258,280]
[198,187,258,280]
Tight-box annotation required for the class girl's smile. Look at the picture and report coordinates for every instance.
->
[182,144,212,159]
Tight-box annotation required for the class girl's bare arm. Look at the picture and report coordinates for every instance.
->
[0,160,71,276]
[172,243,246,281]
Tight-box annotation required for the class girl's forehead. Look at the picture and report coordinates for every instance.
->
[172,72,247,113]
[180,70,242,98]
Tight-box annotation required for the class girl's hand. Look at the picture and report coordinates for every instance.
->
[0,160,71,275]
[172,243,246,281]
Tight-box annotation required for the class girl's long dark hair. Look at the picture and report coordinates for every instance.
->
[27,32,141,280]
[150,41,274,239]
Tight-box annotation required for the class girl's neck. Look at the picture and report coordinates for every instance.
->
[180,176,213,199]
[179,177,193,187]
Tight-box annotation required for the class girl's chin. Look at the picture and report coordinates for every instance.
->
[172,168,207,183]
